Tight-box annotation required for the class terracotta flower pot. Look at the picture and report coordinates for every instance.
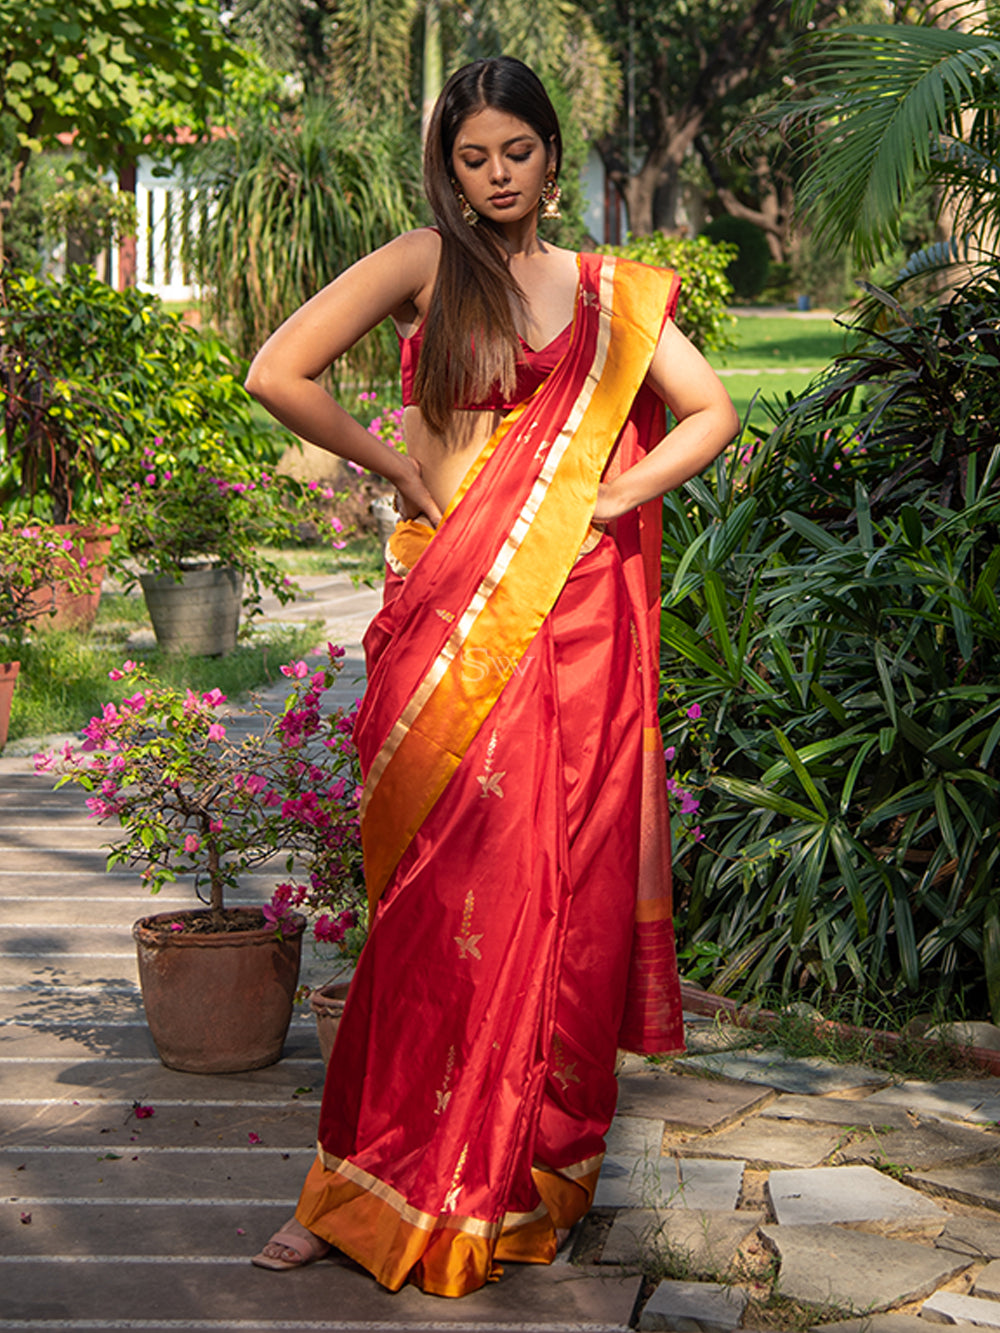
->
[310,979,352,1066]
[0,660,19,751]
[29,522,119,631]
[133,906,305,1073]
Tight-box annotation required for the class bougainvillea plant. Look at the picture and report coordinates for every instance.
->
[38,644,365,942]
[0,517,91,659]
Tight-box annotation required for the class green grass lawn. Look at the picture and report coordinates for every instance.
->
[707,310,857,424]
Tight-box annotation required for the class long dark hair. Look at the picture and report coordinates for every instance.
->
[414,57,563,438]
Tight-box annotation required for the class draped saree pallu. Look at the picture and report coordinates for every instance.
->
[296,252,685,1297]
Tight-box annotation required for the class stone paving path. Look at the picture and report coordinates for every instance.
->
[4,575,1000,1331]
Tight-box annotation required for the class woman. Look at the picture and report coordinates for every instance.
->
[245,56,738,1297]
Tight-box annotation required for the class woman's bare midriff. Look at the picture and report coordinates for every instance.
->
[403,404,505,520]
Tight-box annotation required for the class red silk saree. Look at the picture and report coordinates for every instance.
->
[295,252,685,1297]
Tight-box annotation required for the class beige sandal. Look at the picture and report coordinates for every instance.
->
[251,1224,330,1271]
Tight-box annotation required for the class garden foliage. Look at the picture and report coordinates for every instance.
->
[600,232,738,354]
[0,266,286,522]
[666,268,1000,1023]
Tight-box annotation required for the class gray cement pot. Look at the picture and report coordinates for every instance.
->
[139,565,243,656]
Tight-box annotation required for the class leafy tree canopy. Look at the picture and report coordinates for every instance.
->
[0,0,235,165]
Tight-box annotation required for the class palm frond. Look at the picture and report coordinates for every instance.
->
[795,23,1000,266]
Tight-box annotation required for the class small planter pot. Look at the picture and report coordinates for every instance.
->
[310,979,352,1066]
[0,661,19,751]
[133,907,305,1073]
[139,565,243,656]
[29,522,119,631]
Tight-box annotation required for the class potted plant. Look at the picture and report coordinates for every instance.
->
[0,517,91,749]
[0,267,300,628]
[40,645,364,1072]
[113,441,347,654]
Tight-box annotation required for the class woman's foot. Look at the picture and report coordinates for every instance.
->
[251,1216,330,1271]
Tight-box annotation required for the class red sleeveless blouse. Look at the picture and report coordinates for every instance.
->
[398,321,572,412]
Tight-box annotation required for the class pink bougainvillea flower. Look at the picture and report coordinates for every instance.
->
[328,643,346,659]
[207,723,226,742]
[679,791,700,815]
[183,834,200,855]
[169,922,185,933]
[203,687,227,709]
[686,704,702,721]
[247,1132,261,1145]
[664,746,676,761]
[133,1104,155,1119]
[280,660,309,679]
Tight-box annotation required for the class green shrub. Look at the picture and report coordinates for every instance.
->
[702,215,771,302]
[599,233,737,354]
[663,269,1000,1023]
[0,266,288,522]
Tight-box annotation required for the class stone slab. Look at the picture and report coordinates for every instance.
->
[615,1068,773,1133]
[0,1201,295,1257]
[768,1165,948,1236]
[594,1156,742,1211]
[0,1101,320,1150]
[760,1223,968,1312]
[601,1208,763,1271]
[638,1278,747,1333]
[833,1121,998,1172]
[675,1048,888,1097]
[605,1114,666,1158]
[3,1145,316,1202]
[910,1161,1000,1212]
[0,1054,325,1104]
[677,1159,745,1211]
[0,1254,643,1328]
[866,1079,1000,1125]
[682,1023,756,1055]
[674,1119,844,1170]
[811,1318,944,1333]
[595,1153,682,1208]
[760,1093,914,1132]
[936,1214,1000,1260]
[973,1258,1000,1300]
[922,1289,1000,1326]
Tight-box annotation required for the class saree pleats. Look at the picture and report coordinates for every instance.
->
[295,254,685,1296]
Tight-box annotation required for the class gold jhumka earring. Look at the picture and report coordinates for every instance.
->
[452,181,479,226]
[540,173,561,221]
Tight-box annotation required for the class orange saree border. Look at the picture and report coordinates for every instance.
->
[298,1144,606,1295]
[358,254,679,908]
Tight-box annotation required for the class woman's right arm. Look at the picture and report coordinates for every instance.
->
[244,228,444,525]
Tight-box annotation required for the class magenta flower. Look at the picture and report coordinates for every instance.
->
[664,746,676,761]
[280,660,309,679]
[686,704,702,721]
[133,1104,155,1119]
[184,834,200,855]
[207,723,226,742]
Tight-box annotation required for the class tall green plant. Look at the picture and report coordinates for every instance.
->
[189,102,422,376]
[744,14,1000,274]
[664,460,1000,1021]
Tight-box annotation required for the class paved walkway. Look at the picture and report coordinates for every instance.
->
[3,576,1000,1331]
